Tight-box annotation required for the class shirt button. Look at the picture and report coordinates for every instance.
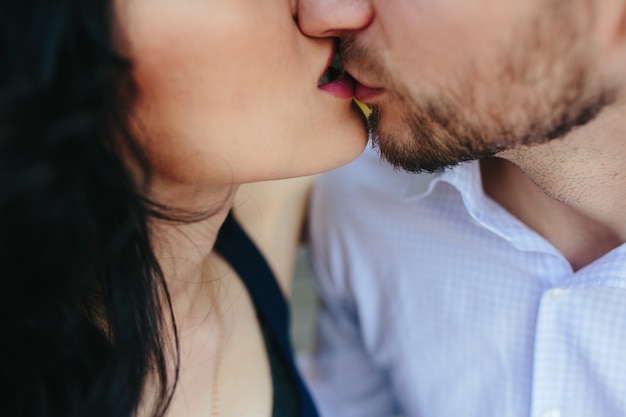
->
[549,288,570,299]
[541,409,561,417]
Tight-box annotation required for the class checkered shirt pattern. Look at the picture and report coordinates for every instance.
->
[300,145,626,417]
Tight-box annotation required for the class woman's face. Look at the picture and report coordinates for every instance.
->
[115,0,367,187]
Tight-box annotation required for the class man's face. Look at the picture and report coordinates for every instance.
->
[298,0,617,173]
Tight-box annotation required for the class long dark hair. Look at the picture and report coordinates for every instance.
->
[1,1,179,416]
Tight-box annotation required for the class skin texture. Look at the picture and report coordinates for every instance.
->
[297,0,622,173]
[111,1,368,416]
[116,0,366,193]
[297,0,626,266]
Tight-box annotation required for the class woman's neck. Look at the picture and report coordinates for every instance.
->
[150,183,238,333]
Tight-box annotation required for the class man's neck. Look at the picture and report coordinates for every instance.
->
[480,157,622,271]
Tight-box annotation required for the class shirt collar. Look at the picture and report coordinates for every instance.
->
[404,160,562,255]
[404,160,626,286]
[570,243,626,288]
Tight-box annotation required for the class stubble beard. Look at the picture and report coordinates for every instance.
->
[342,2,616,174]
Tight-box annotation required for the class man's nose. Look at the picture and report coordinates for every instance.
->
[297,0,374,37]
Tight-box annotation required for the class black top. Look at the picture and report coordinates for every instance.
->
[214,212,319,417]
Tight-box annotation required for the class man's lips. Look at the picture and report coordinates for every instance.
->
[317,49,383,101]
[355,83,384,102]
[348,72,384,102]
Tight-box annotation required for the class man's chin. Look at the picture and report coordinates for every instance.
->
[371,126,505,175]
[370,135,450,174]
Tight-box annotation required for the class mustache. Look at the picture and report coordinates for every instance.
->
[337,37,361,65]
[338,37,388,83]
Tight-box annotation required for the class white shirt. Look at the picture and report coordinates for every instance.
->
[301,145,626,417]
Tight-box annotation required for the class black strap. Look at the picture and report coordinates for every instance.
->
[214,212,319,417]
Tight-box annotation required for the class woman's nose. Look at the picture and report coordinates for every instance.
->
[297,0,374,38]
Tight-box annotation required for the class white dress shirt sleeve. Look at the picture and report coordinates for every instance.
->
[300,262,398,417]
[299,220,398,417]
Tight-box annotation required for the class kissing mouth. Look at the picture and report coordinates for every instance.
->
[341,69,384,103]
[317,50,357,99]
[318,52,349,87]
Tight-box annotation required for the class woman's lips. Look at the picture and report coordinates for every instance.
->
[319,77,356,99]
[318,47,355,99]
[317,49,382,101]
